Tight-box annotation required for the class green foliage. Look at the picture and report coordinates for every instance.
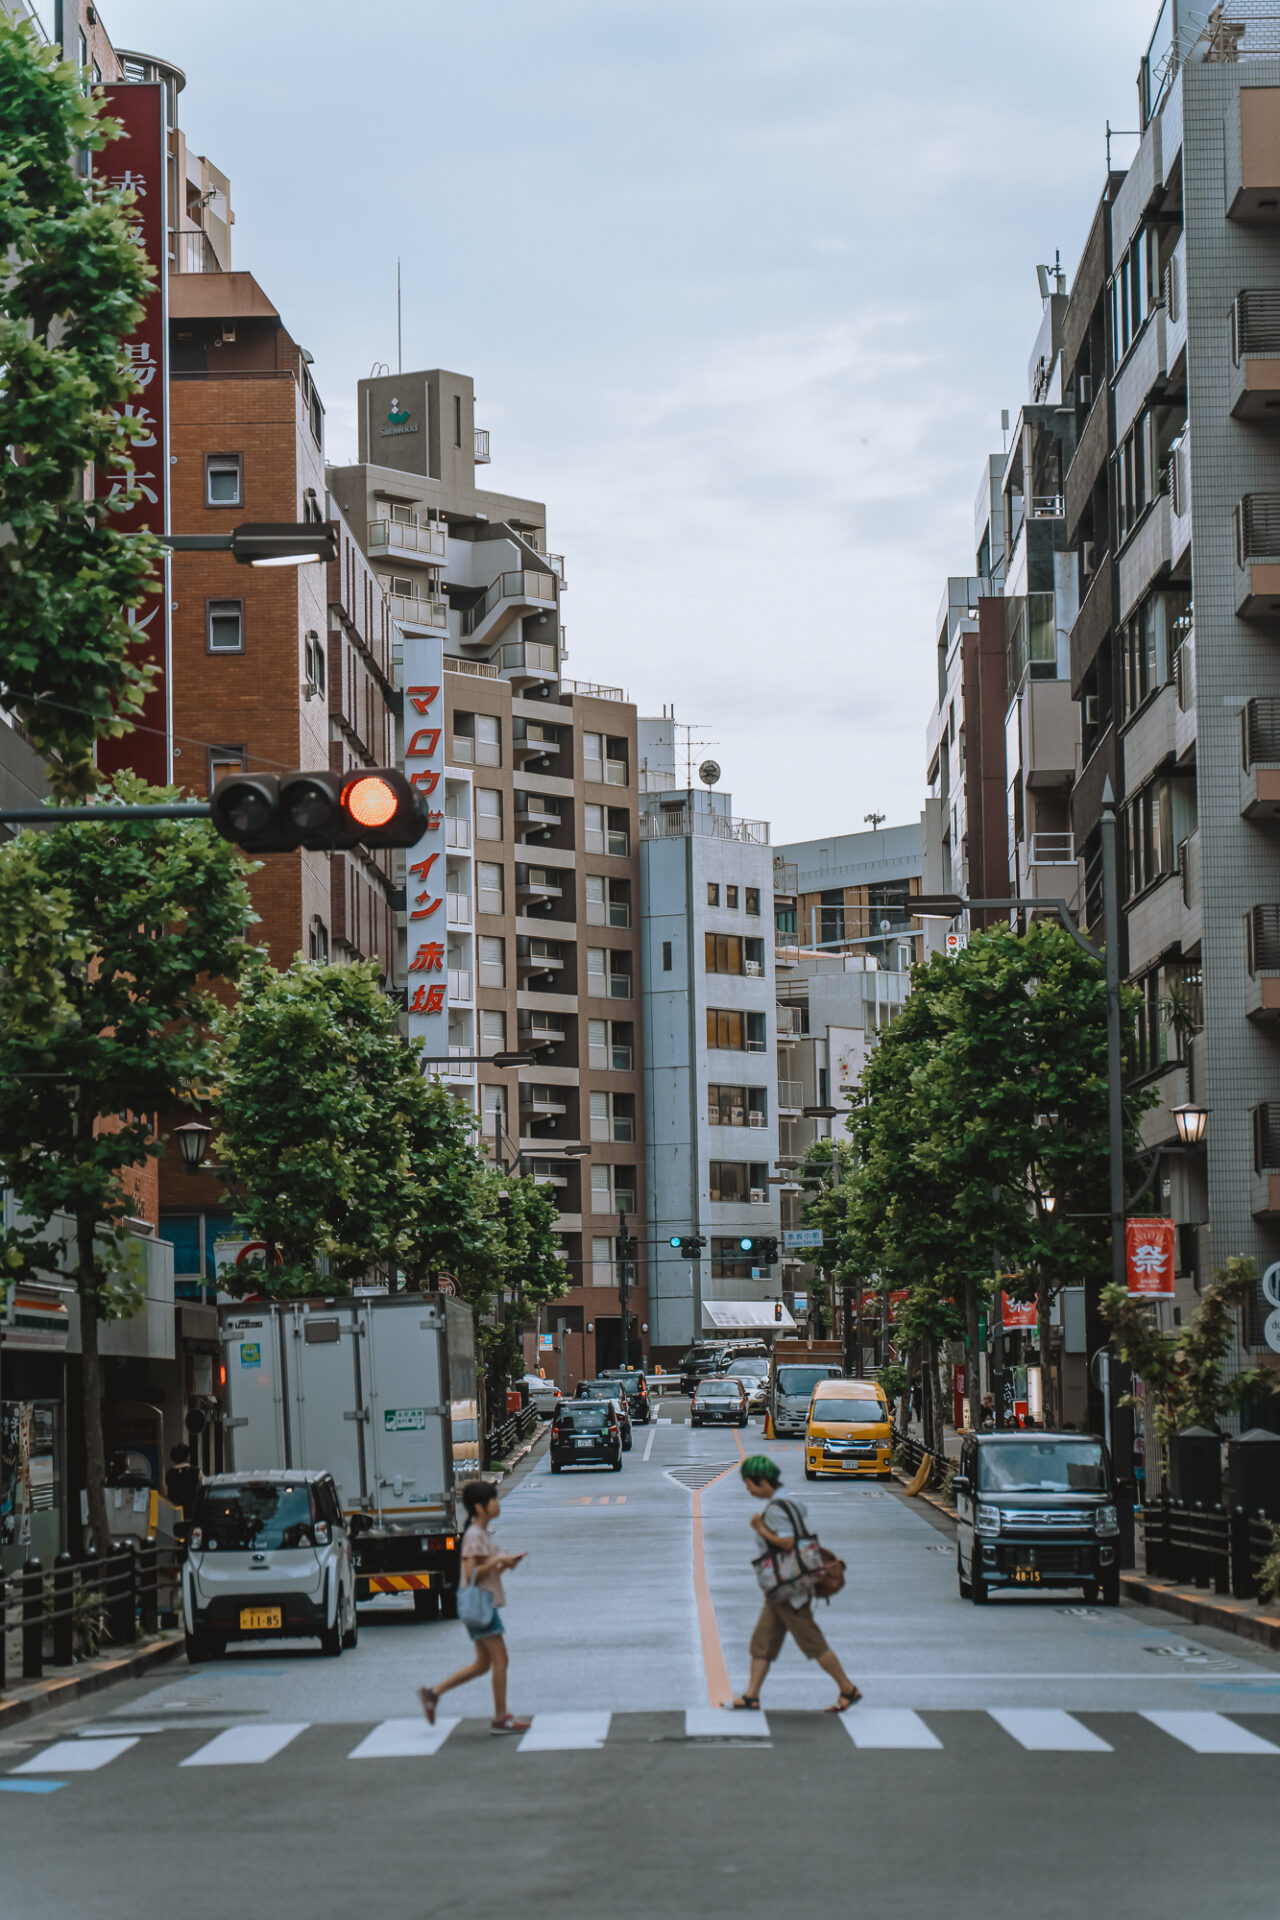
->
[0,778,255,1300]
[877,1361,909,1409]
[0,14,164,794]
[1101,1256,1277,1440]
[1258,1524,1280,1608]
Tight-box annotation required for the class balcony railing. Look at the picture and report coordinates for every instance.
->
[460,570,555,637]
[777,1079,804,1111]
[1174,639,1196,711]
[1247,904,1280,974]
[1029,495,1064,519]
[170,227,220,273]
[447,969,473,1000]
[388,593,447,630]
[1243,697,1280,766]
[494,640,558,677]
[1028,831,1076,866]
[562,678,628,702]
[444,656,498,680]
[1233,290,1280,359]
[1237,494,1280,562]
[368,517,447,560]
[773,860,799,895]
[474,428,491,463]
[639,809,770,846]
[445,815,472,849]
[446,894,472,927]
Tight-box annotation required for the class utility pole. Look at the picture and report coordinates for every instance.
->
[617,1208,635,1367]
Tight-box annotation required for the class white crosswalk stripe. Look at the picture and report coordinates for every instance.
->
[988,1709,1112,1753]
[11,1738,138,1774]
[843,1709,942,1750]
[1141,1711,1280,1755]
[685,1708,771,1738]
[180,1723,309,1767]
[347,1718,460,1759]
[516,1712,611,1752]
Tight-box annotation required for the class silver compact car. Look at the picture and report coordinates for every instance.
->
[183,1469,358,1662]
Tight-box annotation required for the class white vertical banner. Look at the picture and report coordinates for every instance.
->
[402,633,449,1066]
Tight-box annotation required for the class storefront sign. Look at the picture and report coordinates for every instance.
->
[402,632,449,1066]
[1125,1217,1176,1297]
[96,82,170,786]
[1001,1291,1038,1332]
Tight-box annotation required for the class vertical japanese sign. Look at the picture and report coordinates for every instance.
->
[1125,1217,1176,1298]
[97,82,170,785]
[402,633,448,1066]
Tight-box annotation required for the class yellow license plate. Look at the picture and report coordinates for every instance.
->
[239,1606,282,1630]
[1012,1567,1041,1585]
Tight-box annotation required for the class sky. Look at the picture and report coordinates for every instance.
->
[96,0,1159,843]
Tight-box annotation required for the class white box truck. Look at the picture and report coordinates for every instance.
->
[218,1292,482,1617]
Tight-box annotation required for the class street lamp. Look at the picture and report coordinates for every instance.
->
[803,1105,839,1120]
[174,1120,213,1171]
[1042,1194,1057,1216]
[1172,1103,1209,1148]
[164,523,338,568]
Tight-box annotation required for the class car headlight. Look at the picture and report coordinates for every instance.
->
[974,1503,1002,1537]
[1094,1505,1119,1536]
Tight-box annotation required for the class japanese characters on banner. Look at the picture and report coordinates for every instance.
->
[97,83,170,786]
[402,633,448,1067]
[1125,1216,1176,1298]
[1001,1290,1038,1332]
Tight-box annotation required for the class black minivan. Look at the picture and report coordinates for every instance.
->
[954,1432,1121,1606]
[550,1402,624,1472]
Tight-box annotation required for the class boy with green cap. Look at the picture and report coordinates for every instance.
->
[733,1454,861,1713]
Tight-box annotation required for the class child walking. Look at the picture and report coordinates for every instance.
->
[418,1479,530,1735]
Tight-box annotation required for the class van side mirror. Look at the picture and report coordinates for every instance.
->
[952,1474,970,1495]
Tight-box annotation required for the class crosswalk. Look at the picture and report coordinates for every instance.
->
[2,1707,1277,1786]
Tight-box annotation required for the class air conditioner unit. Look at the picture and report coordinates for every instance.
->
[1084,694,1100,726]
[1082,540,1097,576]
[745,961,763,977]
[1079,374,1093,407]
[749,1188,766,1204]
[747,1110,767,1128]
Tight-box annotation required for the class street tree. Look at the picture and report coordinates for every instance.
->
[0,783,254,1549]
[0,15,164,794]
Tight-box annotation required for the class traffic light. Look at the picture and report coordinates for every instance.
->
[668,1235,706,1256]
[210,769,429,853]
[774,1301,784,1323]
[738,1235,780,1266]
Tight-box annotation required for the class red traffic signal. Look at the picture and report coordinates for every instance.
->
[774,1301,784,1323]
[210,769,429,853]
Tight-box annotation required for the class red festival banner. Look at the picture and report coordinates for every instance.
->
[1001,1291,1038,1332]
[1125,1217,1176,1298]
[97,82,170,785]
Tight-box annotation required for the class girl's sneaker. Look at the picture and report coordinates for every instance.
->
[418,1687,439,1726]
[490,1715,532,1735]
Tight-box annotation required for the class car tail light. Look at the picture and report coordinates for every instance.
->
[189,1527,203,1550]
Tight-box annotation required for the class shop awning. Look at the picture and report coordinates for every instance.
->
[701,1300,796,1333]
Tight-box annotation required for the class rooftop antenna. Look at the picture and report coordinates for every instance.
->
[396,259,402,375]
[676,722,717,788]
[1001,408,1010,455]
[864,810,886,831]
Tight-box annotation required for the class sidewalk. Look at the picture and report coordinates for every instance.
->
[1120,1572,1280,1652]
[0,1630,183,1733]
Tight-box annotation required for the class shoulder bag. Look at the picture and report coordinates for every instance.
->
[457,1560,497,1632]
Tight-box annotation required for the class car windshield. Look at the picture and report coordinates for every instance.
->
[555,1408,609,1433]
[579,1384,620,1400]
[699,1383,740,1398]
[192,1483,317,1551]
[728,1361,767,1378]
[978,1441,1108,1493]
[811,1396,885,1424]
[777,1366,840,1397]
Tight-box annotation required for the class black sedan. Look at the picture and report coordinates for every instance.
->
[550,1403,624,1472]
[597,1367,653,1424]
[575,1380,634,1449]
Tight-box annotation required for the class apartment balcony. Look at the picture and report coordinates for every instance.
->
[1242,698,1280,822]
[519,1015,566,1050]
[1227,83,1280,223]
[446,893,472,927]
[447,968,473,1002]
[777,1079,804,1116]
[1246,904,1280,1021]
[1118,495,1171,624]
[1178,829,1203,954]
[1253,1103,1280,1219]
[1234,496,1280,617]
[444,655,499,682]
[1229,293,1280,419]
[776,1006,806,1042]
[388,592,448,632]
[170,226,221,273]
[474,428,490,464]
[1138,1061,1190,1154]
[513,723,559,763]
[1064,389,1109,545]
[1127,870,1187,977]
[367,517,447,563]
[445,815,472,850]
[1027,831,1076,866]
[520,1088,567,1116]
[516,870,563,905]
[515,795,561,835]
[459,569,556,649]
[492,638,560,688]
[517,942,565,979]
[1122,682,1178,793]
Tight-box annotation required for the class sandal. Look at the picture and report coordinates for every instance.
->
[418,1686,438,1726]
[826,1688,863,1713]
[730,1694,761,1710]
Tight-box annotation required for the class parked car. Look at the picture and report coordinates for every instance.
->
[597,1367,653,1424]
[575,1381,633,1449]
[550,1402,624,1472]
[690,1376,750,1428]
[521,1375,561,1419]
[726,1357,769,1413]
[954,1431,1121,1606]
[183,1469,357,1663]
[679,1345,732,1395]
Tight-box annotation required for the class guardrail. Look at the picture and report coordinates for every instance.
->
[1140,1497,1276,1601]
[484,1403,540,1468]
[892,1428,948,1490]
[0,1536,181,1690]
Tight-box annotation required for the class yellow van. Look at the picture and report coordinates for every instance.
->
[805,1378,892,1481]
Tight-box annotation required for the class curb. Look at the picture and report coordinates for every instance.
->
[0,1631,184,1734]
[1120,1573,1280,1651]
[891,1468,957,1526]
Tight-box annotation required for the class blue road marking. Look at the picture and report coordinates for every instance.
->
[0,1779,66,1794]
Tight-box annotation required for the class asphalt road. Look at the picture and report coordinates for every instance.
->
[3,1401,1278,1919]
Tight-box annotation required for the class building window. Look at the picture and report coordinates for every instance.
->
[606,808,629,856]
[708,1085,768,1129]
[587,947,632,1000]
[476,788,502,840]
[479,1008,507,1057]
[1125,777,1196,901]
[583,732,627,785]
[705,932,744,974]
[454,394,463,448]
[583,731,604,777]
[308,917,329,965]
[480,1082,507,1128]
[726,885,739,909]
[707,883,720,907]
[591,1235,616,1287]
[662,940,672,971]
[585,874,630,927]
[208,747,245,792]
[304,631,326,696]
[711,1237,753,1280]
[709,1161,768,1203]
[706,1008,766,1052]
[590,1164,614,1214]
[478,936,505,989]
[206,600,244,653]
[590,1090,636,1143]
[455,713,501,767]
[205,454,242,507]
[745,887,760,916]
[477,861,504,914]
[588,1018,634,1071]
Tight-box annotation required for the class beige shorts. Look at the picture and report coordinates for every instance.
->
[749,1597,830,1664]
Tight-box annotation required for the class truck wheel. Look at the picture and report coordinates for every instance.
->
[1099,1569,1121,1608]
[440,1588,458,1621]
[413,1590,440,1622]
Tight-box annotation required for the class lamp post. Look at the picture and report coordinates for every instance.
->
[174,1119,213,1171]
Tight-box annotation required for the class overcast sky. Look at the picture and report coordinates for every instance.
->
[98,0,1157,842]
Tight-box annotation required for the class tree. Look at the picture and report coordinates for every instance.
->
[0,783,254,1549]
[0,15,164,795]
[394,1077,507,1294]
[1101,1257,1277,1454]
[465,1171,569,1406]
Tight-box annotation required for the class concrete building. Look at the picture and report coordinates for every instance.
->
[637,723,780,1354]
[777,821,925,970]
[329,377,648,1382]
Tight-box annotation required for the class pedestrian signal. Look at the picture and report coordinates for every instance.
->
[210,769,429,853]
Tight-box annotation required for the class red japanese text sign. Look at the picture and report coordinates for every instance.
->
[1125,1217,1176,1297]
[1001,1291,1038,1332]
[402,632,448,1062]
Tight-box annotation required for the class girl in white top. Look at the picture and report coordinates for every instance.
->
[419,1479,529,1735]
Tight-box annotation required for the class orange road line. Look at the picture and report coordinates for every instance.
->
[691,1462,737,1708]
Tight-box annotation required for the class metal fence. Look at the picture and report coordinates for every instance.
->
[0,1537,181,1690]
[484,1403,540,1469]
[893,1428,949,1492]
[1140,1498,1276,1601]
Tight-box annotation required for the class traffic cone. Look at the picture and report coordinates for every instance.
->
[763,1410,774,1440]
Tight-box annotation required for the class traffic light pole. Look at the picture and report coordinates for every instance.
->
[617,1208,632,1368]
[0,803,212,825]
